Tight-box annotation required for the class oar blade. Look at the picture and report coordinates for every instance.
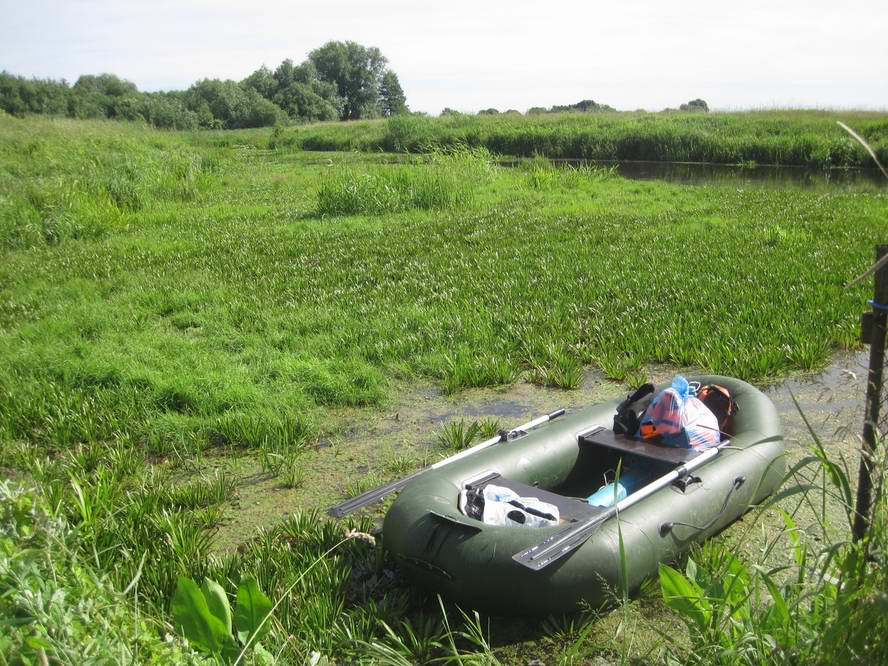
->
[326,475,413,518]
[327,408,567,518]
[512,517,608,571]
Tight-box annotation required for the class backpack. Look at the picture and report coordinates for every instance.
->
[697,383,737,433]
[613,383,655,436]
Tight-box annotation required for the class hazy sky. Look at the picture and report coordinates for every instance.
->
[2,0,886,113]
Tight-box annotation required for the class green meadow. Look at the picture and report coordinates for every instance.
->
[1,114,887,663]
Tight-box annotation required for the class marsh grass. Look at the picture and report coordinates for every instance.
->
[316,146,490,216]
[442,352,519,395]
[530,344,584,389]
[0,119,217,250]
[2,116,888,663]
[521,156,616,190]
[2,116,885,461]
[435,418,483,451]
[280,452,307,489]
[287,110,888,168]
[655,424,888,664]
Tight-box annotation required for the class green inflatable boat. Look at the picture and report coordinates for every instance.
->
[380,376,784,615]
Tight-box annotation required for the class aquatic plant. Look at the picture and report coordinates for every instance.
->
[657,419,888,664]
[435,418,483,451]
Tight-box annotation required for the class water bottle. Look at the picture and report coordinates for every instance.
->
[586,481,628,507]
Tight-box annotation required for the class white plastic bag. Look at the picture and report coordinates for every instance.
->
[461,484,559,528]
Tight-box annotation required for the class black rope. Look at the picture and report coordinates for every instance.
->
[659,476,745,537]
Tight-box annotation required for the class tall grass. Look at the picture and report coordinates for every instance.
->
[316,147,491,216]
[0,117,217,250]
[657,433,888,664]
[1,114,888,662]
[1,116,886,461]
[286,110,888,168]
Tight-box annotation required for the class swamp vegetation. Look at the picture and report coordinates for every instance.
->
[1,114,887,663]
[276,110,888,168]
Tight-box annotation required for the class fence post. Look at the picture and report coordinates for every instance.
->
[853,244,888,542]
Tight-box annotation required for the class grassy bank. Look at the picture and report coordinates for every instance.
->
[2,116,888,663]
[271,110,888,168]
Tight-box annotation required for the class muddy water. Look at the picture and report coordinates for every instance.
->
[214,350,870,550]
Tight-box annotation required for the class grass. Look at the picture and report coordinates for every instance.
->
[317,147,490,216]
[276,110,888,168]
[656,425,888,664]
[435,418,483,451]
[1,115,887,663]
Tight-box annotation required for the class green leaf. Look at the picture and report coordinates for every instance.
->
[253,643,276,666]
[780,509,806,568]
[202,578,233,635]
[24,635,50,650]
[659,563,711,631]
[721,550,750,608]
[234,576,273,646]
[758,568,790,629]
[171,576,231,654]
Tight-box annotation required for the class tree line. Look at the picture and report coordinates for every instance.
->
[442,98,708,117]
[0,41,409,130]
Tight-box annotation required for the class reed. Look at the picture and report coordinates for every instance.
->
[286,110,888,168]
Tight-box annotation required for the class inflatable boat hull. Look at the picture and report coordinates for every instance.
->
[382,376,784,615]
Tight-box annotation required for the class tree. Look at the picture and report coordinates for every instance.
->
[308,41,387,119]
[0,41,407,127]
[379,69,407,116]
[440,107,462,116]
[478,108,500,115]
[184,79,284,129]
[73,73,137,98]
[680,99,709,112]
[241,65,276,99]
[0,72,27,116]
[549,99,614,113]
[267,60,341,121]
[140,93,199,130]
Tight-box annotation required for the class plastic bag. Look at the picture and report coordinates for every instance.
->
[639,375,719,449]
[459,484,560,528]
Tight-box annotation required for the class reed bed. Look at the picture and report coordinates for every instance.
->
[283,110,888,168]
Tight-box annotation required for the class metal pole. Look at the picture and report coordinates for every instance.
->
[853,244,888,542]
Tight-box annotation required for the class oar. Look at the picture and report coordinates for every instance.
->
[512,443,723,571]
[327,408,566,518]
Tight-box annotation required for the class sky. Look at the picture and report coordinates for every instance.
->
[1,0,886,114]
